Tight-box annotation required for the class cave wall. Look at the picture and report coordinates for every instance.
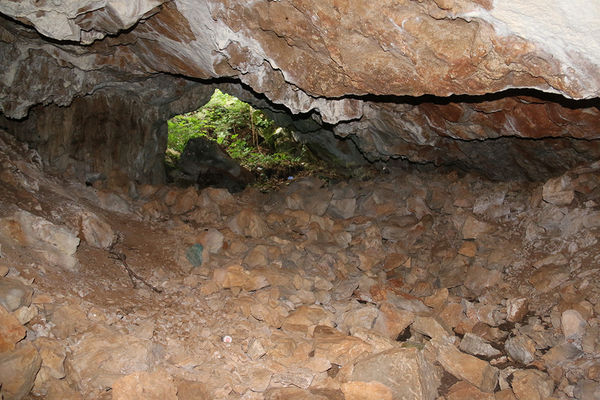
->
[1,1,599,182]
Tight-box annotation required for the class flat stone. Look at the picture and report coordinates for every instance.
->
[270,367,314,389]
[0,304,26,352]
[446,381,494,400]
[412,315,453,340]
[112,369,178,400]
[373,302,415,340]
[212,264,270,292]
[341,381,393,400]
[350,347,440,400]
[0,277,33,312]
[505,335,536,365]
[528,264,570,293]
[283,305,335,331]
[511,369,554,400]
[0,342,42,400]
[434,340,499,393]
[264,387,329,400]
[459,333,502,358]
[312,325,372,366]
[462,215,493,240]
[175,379,210,400]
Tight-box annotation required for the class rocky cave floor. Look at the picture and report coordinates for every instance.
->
[1,128,600,400]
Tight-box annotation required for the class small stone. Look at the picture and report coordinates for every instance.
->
[283,305,335,331]
[327,198,356,219]
[0,304,26,352]
[212,264,269,292]
[247,338,267,360]
[542,175,574,206]
[561,309,587,340]
[506,298,528,323]
[412,315,453,340]
[32,337,66,395]
[459,333,502,358]
[341,381,393,400]
[494,389,517,400]
[505,335,536,365]
[446,381,494,400]
[264,387,329,400]
[197,228,224,253]
[271,367,314,389]
[434,340,499,393]
[0,277,33,312]
[458,241,477,257]
[462,215,493,239]
[171,187,198,215]
[79,211,115,249]
[247,367,273,392]
[372,302,415,340]
[111,369,178,400]
[228,208,269,238]
[464,265,503,295]
[175,379,210,400]
[312,325,372,366]
[337,305,379,334]
[50,303,90,339]
[0,342,42,400]
[529,264,569,293]
[511,369,554,400]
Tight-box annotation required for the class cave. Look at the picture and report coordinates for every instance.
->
[0,1,599,399]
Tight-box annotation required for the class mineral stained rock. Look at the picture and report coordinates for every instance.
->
[1,1,600,181]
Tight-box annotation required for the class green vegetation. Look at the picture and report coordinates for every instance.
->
[167,89,324,187]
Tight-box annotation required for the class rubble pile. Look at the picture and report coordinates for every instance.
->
[0,128,599,399]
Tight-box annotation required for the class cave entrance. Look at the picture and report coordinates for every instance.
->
[165,89,315,191]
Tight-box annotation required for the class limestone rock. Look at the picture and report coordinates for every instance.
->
[64,325,156,396]
[341,381,393,400]
[0,304,26,352]
[561,309,587,340]
[542,175,574,206]
[506,298,529,323]
[412,315,453,341]
[212,264,269,292]
[79,211,115,249]
[228,208,269,238]
[434,340,499,393]
[312,325,372,366]
[511,369,554,400]
[0,277,33,312]
[459,333,502,359]
[505,335,536,365]
[111,369,178,400]
[178,136,254,193]
[446,381,494,400]
[462,216,493,240]
[264,387,329,400]
[197,228,224,254]
[170,187,199,215]
[0,210,79,270]
[0,342,42,400]
[349,347,440,400]
[32,337,66,395]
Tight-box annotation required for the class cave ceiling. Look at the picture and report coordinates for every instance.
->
[0,0,599,181]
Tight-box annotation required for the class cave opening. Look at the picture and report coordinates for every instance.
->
[164,88,320,192]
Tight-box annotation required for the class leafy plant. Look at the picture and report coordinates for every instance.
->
[166,89,320,187]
